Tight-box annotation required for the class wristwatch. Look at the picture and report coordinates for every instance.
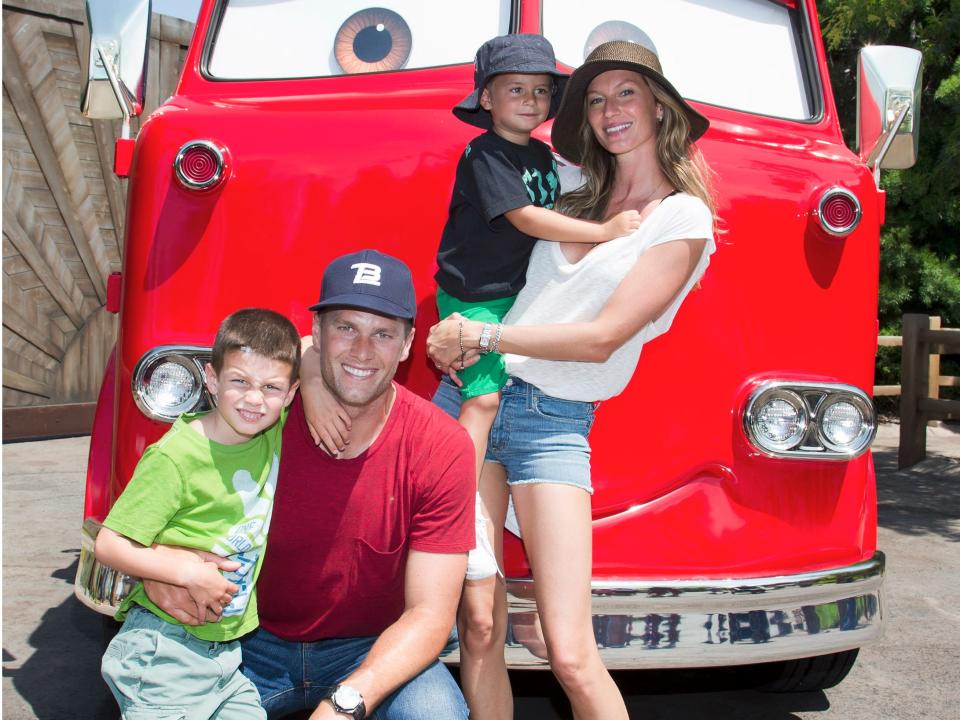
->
[327,684,366,720]
[478,322,493,354]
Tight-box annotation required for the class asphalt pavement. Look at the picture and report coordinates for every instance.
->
[2,422,958,719]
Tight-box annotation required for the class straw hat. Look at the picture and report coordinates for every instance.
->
[550,40,709,164]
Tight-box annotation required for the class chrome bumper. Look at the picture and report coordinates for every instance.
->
[449,552,885,669]
[75,519,136,614]
[77,517,884,670]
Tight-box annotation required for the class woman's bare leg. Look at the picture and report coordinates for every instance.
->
[511,483,628,720]
[457,461,512,720]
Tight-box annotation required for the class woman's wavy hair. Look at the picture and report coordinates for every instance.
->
[556,76,717,224]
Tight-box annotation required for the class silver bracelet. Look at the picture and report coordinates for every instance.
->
[490,323,504,354]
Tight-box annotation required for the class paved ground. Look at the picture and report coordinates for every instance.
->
[2,422,958,719]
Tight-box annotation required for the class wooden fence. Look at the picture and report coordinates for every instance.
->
[879,315,960,468]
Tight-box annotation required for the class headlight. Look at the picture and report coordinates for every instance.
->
[743,381,876,460]
[132,347,212,422]
[752,390,807,452]
[818,396,874,454]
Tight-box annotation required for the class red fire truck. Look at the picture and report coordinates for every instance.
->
[75,0,922,690]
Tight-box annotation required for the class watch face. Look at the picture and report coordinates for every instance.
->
[334,685,362,710]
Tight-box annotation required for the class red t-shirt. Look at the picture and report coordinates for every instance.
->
[256,384,474,640]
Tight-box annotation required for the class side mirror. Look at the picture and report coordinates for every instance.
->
[81,0,152,122]
[856,45,922,178]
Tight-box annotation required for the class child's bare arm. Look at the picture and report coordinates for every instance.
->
[504,206,642,244]
[95,527,236,615]
[300,336,352,454]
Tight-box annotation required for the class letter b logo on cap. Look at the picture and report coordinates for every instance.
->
[351,262,381,286]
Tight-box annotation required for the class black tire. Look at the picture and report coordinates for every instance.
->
[760,648,859,692]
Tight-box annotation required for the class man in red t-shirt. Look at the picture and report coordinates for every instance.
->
[147,250,474,720]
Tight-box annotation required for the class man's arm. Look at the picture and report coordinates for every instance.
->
[96,529,237,618]
[139,545,241,624]
[309,550,467,719]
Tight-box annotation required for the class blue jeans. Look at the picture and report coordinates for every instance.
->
[240,627,467,720]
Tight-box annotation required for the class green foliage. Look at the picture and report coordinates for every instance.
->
[819,0,960,387]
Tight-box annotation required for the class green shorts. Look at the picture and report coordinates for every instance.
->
[101,605,265,719]
[436,288,516,400]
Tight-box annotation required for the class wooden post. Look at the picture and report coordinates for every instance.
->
[899,314,929,468]
[928,316,941,427]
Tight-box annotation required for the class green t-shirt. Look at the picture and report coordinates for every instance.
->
[104,409,286,641]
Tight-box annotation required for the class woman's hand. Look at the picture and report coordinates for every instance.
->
[427,313,482,380]
[301,345,352,454]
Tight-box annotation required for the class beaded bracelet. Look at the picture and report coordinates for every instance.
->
[457,319,465,370]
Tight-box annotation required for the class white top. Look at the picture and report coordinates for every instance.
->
[504,192,715,402]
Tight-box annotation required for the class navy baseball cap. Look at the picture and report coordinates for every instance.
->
[308,249,416,321]
[453,34,569,129]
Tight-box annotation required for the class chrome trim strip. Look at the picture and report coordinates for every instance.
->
[743,381,877,460]
[444,553,884,669]
[817,186,862,236]
[74,519,138,614]
[173,140,225,190]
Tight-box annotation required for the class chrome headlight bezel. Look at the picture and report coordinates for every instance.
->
[132,346,212,422]
[743,381,876,460]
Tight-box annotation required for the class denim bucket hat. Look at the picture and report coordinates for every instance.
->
[453,34,570,129]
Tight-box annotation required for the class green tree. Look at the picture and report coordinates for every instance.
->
[819,0,960,387]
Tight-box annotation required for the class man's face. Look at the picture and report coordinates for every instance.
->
[313,308,414,409]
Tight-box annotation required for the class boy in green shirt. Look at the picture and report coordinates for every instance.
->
[96,308,300,719]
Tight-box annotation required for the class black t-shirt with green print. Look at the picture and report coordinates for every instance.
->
[435,131,559,302]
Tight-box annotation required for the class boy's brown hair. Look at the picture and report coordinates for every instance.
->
[211,308,301,380]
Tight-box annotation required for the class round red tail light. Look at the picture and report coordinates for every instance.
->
[817,187,861,236]
[174,140,227,190]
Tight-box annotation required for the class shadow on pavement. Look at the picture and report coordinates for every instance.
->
[3,554,119,720]
[510,667,831,719]
[872,443,960,541]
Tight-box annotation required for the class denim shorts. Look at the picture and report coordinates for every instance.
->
[432,376,595,493]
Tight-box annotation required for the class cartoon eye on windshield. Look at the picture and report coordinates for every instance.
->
[209,0,511,80]
[335,8,412,74]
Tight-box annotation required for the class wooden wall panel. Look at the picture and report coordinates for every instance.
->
[2,1,194,411]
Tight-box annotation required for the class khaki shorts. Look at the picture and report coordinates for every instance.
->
[101,606,265,719]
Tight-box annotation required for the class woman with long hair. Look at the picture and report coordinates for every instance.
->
[427,39,717,719]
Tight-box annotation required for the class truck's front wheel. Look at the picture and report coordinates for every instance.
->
[759,649,859,692]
